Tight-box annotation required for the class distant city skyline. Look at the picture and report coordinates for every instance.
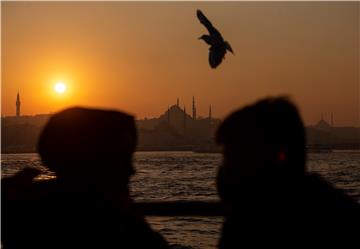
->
[7,92,349,128]
[9,92,214,119]
[2,2,359,126]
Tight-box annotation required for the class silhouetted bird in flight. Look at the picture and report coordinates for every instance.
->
[197,9,234,68]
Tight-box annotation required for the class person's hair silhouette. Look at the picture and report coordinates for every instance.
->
[37,107,137,192]
[2,107,169,249]
[215,97,360,248]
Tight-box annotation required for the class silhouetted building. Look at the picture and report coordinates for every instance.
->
[315,114,332,130]
[209,105,212,119]
[306,116,360,149]
[2,101,359,153]
[136,98,221,150]
[192,96,197,120]
[167,106,170,123]
[183,105,187,133]
[16,92,21,117]
[1,114,52,153]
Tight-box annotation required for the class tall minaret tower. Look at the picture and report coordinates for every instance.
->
[192,96,197,120]
[167,106,170,123]
[183,105,187,132]
[16,92,21,117]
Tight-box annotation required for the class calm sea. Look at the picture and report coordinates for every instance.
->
[2,151,360,249]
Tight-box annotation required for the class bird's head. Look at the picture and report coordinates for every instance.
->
[198,35,206,40]
[198,35,212,45]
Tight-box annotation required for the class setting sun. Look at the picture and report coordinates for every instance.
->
[54,82,66,94]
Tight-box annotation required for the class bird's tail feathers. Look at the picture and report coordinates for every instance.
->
[225,41,234,54]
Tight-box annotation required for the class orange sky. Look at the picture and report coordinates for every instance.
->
[2,2,359,126]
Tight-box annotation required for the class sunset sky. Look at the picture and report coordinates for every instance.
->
[2,1,359,126]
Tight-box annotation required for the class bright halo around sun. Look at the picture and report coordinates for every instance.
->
[54,82,67,94]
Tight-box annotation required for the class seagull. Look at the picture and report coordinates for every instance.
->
[197,9,234,68]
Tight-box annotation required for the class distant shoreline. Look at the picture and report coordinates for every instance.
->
[0,148,206,154]
[2,148,360,155]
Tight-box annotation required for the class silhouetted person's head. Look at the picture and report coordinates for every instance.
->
[38,107,137,190]
[216,97,306,201]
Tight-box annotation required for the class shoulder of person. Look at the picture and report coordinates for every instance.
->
[304,173,360,212]
[2,167,42,201]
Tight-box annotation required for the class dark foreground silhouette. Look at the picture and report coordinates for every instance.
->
[216,97,360,247]
[2,107,169,249]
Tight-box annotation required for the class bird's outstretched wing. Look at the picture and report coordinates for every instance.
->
[197,9,213,31]
[197,9,223,40]
[209,46,226,68]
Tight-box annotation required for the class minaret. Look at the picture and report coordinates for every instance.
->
[16,92,21,117]
[177,98,179,107]
[167,106,170,123]
[192,96,197,120]
[183,105,187,132]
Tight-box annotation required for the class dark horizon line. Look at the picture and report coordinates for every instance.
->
[2,112,360,128]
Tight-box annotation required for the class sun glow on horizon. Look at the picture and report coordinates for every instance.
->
[54,82,67,94]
